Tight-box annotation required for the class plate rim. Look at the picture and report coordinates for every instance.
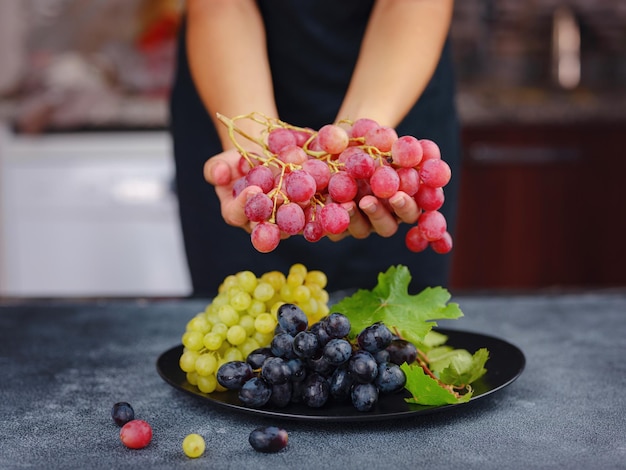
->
[156,327,526,422]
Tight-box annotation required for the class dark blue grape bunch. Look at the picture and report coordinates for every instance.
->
[215,304,411,412]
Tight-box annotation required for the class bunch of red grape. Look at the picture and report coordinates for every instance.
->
[219,112,453,254]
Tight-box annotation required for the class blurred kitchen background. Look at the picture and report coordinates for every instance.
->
[0,0,624,298]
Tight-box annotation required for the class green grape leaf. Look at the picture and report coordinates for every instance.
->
[330,265,463,344]
[438,348,490,387]
[401,362,473,405]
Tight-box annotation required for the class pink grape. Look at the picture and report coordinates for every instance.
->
[284,169,317,202]
[251,222,281,253]
[303,221,324,242]
[244,192,274,222]
[317,124,349,155]
[356,178,374,200]
[419,139,442,161]
[246,166,275,193]
[268,128,297,154]
[364,126,398,152]
[232,176,248,197]
[238,156,254,175]
[328,172,358,203]
[318,203,350,234]
[415,185,444,211]
[301,159,331,191]
[306,136,324,152]
[291,128,313,147]
[430,231,453,254]
[369,165,400,199]
[276,203,306,235]
[350,118,379,139]
[120,420,152,449]
[417,210,447,241]
[405,226,430,252]
[396,167,420,196]
[391,135,423,168]
[278,145,308,164]
[343,148,376,179]
[420,158,451,188]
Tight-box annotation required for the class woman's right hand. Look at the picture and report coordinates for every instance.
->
[203,149,263,233]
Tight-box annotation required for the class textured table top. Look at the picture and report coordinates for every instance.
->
[1,291,625,470]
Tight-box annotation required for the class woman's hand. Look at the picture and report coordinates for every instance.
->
[203,149,263,232]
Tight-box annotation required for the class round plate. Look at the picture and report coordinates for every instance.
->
[156,328,525,422]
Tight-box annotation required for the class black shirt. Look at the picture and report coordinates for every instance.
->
[170,0,461,297]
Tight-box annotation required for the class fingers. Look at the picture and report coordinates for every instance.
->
[203,149,242,186]
[388,191,421,224]
[342,201,373,239]
[219,184,262,229]
[358,191,420,238]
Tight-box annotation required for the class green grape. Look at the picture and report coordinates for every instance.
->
[253,330,274,347]
[195,352,218,376]
[287,272,304,289]
[217,340,230,357]
[179,350,199,372]
[289,262,308,278]
[217,304,239,327]
[230,290,252,311]
[223,347,243,362]
[305,269,327,288]
[313,288,330,304]
[236,270,258,293]
[254,313,276,334]
[182,331,204,351]
[186,314,211,334]
[203,332,223,351]
[279,284,295,303]
[182,433,206,458]
[226,325,247,346]
[211,322,229,339]
[219,274,239,293]
[253,282,275,302]
[239,337,261,358]
[261,270,286,291]
[214,293,231,308]
[247,299,266,317]
[196,374,217,393]
[293,285,311,303]
[239,314,256,336]
[186,371,198,386]
[270,301,285,317]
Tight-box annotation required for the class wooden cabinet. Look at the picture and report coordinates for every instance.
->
[450,122,626,290]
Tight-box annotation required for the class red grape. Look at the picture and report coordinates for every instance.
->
[420,158,451,188]
[328,172,358,203]
[370,165,400,199]
[251,222,281,253]
[391,135,423,168]
[318,203,350,234]
[417,210,447,241]
[120,420,152,449]
[268,128,297,154]
[317,124,349,155]
[430,231,453,254]
[276,203,306,235]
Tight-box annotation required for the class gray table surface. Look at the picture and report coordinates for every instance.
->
[1,291,625,470]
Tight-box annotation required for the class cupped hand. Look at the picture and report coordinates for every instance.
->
[330,191,420,241]
[203,149,262,232]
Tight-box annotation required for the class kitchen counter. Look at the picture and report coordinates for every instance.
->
[1,291,625,469]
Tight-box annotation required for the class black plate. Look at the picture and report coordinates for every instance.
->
[156,328,525,422]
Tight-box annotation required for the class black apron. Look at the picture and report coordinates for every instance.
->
[169,0,461,297]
